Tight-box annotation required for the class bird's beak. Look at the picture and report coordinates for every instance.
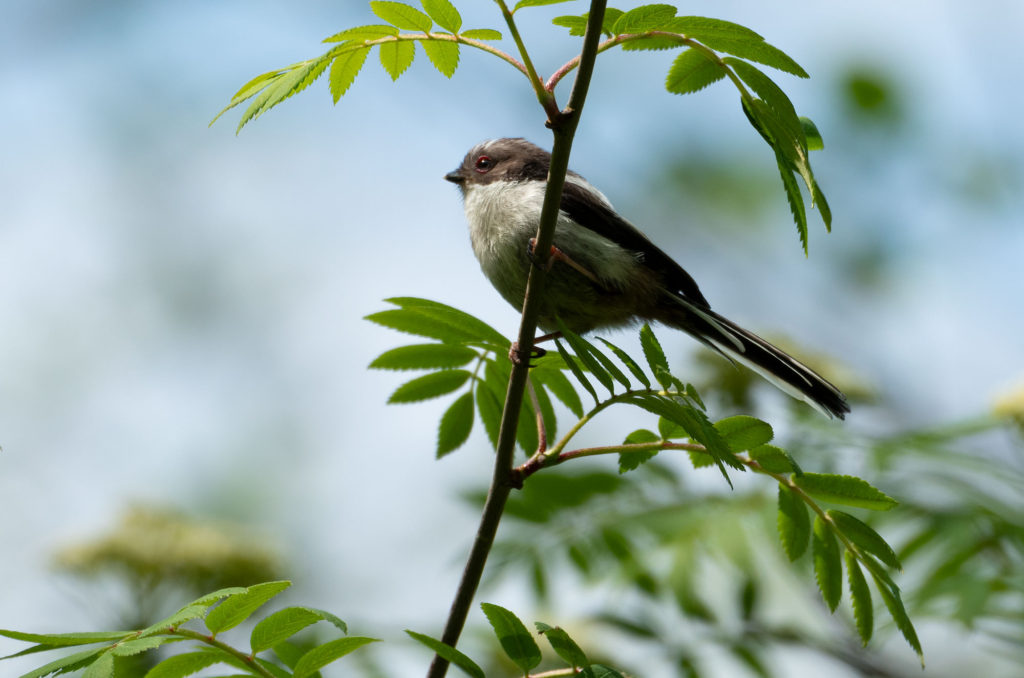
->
[444,168,466,185]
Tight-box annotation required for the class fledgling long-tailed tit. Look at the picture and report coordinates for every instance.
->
[445,138,849,419]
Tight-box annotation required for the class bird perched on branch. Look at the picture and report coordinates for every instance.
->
[445,137,849,419]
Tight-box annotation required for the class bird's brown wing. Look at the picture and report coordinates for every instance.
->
[559,180,710,308]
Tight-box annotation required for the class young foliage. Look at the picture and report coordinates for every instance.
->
[364,296,920,657]
[0,581,377,678]
[480,603,542,673]
[213,1,832,252]
[406,630,485,678]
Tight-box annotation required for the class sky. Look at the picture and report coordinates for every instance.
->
[1,1,1022,676]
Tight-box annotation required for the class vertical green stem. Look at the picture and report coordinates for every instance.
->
[494,0,560,119]
[425,4,608,678]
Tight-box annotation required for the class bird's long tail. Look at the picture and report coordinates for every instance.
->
[663,299,850,419]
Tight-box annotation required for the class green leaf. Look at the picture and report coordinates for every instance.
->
[145,651,224,678]
[812,515,843,612]
[536,622,588,668]
[370,344,477,370]
[480,603,541,673]
[555,339,598,405]
[810,172,831,229]
[600,8,625,34]
[776,153,808,254]
[596,338,651,388]
[748,444,798,473]
[0,630,130,648]
[845,552,873,646]
[828,510,902,570]
[638,324,670,389]
[389,370,472,404]
[371,1,432,31]
[621,35,684,52]
[475,379,502,447]
[587,340,632,390]
[323,24,399,42]
[551,15,588,36]
[205,581,292,634]
[516,385,540,455]
[714,415,773,452]
[384,298,509,348]
[329,46,371,102]
[515,0,577,11]
[459,28,502,40]
[666,48,726,95]
[438,391,474,457]
[292,637,379,678]
[613,4,677,34]
[531,366,583,418]
[725,58,805,149]
[619,429,661,473]
[585,665,628,678]
[15,647,105,678]
[138,604,209,638]
[558,324,615,395]
[379,40,416,80]
[801,116,824,151]
[422,0,462,33]
[421,39,460,78]
[183,587,250,608]
[250,607,340,653]
[110,637,173,657]
[235,57,331,133]
[777,484,810,560]
[531,375,558,442]
[698,35,807,78]
[624,394,742,480]
[365,309,478,345]
[81,651,114,678]
[793,474,898,511]
[666,16,764,42]
[258,655,294,678]
[405,631,484,678]
[872,576,924,665]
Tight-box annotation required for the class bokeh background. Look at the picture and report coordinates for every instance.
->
[2,1,1022,676]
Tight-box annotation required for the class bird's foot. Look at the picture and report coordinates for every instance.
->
[527,238,602,285]
[509,341,548,366]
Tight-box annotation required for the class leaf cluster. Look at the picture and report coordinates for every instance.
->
[408,602,628,678]
[210,0,504,133]
[367,297,920,660]
[367,297,577,458]
[550,4,830,252]
[0,582,376,678]
[213,1,831,252]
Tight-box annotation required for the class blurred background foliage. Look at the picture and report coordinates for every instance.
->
[2,2,1023,677]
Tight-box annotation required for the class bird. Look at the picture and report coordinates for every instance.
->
[444,137,849,419]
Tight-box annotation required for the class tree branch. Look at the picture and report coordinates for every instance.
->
[425,4,608,677]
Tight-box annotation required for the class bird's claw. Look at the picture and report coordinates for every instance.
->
[509,341,547,367]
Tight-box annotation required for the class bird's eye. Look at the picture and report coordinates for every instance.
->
[474,155,493,173]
